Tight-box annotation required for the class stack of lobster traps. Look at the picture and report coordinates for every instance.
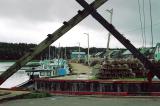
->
[97,59,148,79]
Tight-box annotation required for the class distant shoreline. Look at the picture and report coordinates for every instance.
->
[0,60,39,62]
[0,60,15,62]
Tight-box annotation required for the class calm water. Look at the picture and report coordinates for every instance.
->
[0,62,29,88]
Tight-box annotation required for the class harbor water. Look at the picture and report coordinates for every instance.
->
[0,62,29,88]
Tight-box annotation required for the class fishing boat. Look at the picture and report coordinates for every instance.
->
[25,58,70,79]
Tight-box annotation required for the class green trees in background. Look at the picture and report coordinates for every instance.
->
[0,42,106,60]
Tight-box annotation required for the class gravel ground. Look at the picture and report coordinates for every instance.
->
[52,63,92,80]
[70,63,92,74]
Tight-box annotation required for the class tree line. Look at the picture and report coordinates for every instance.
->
[0,42,106,60]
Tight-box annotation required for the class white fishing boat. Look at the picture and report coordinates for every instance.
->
[26,58,70,79]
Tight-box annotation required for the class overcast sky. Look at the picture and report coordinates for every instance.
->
[0,0,160,48]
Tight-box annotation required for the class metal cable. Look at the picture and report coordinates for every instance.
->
[125,22,160,33]
[138,0,145,47]
[149,0,154,47]
[142,0,146,47]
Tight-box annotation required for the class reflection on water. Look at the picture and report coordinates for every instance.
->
[0,62,14,72]
[0,62,29,88]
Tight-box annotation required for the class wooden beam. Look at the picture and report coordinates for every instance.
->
[0,0,108,85]
[76,0,160,81]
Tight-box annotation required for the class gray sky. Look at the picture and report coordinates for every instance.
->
[0,0,160,48]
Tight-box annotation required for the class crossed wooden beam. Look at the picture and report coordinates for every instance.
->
[76,0,160,82]
[0,0,159,85]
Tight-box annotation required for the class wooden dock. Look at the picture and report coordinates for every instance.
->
[52,63,92,80]
[33,78,160,96]
[0,89,30,103]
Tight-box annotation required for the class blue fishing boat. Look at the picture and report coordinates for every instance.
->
[25,58,70,79]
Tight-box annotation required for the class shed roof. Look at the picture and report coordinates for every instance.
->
[71,52,86,55]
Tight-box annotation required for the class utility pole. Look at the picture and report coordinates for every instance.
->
[58,43,60,68]
[78,42,80,62]
[84,33,90,66]
[49,46,51,60]
[106,8,113,60]
[53,46,55,59]
[54,46,56,59]
[65,46,67,59]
